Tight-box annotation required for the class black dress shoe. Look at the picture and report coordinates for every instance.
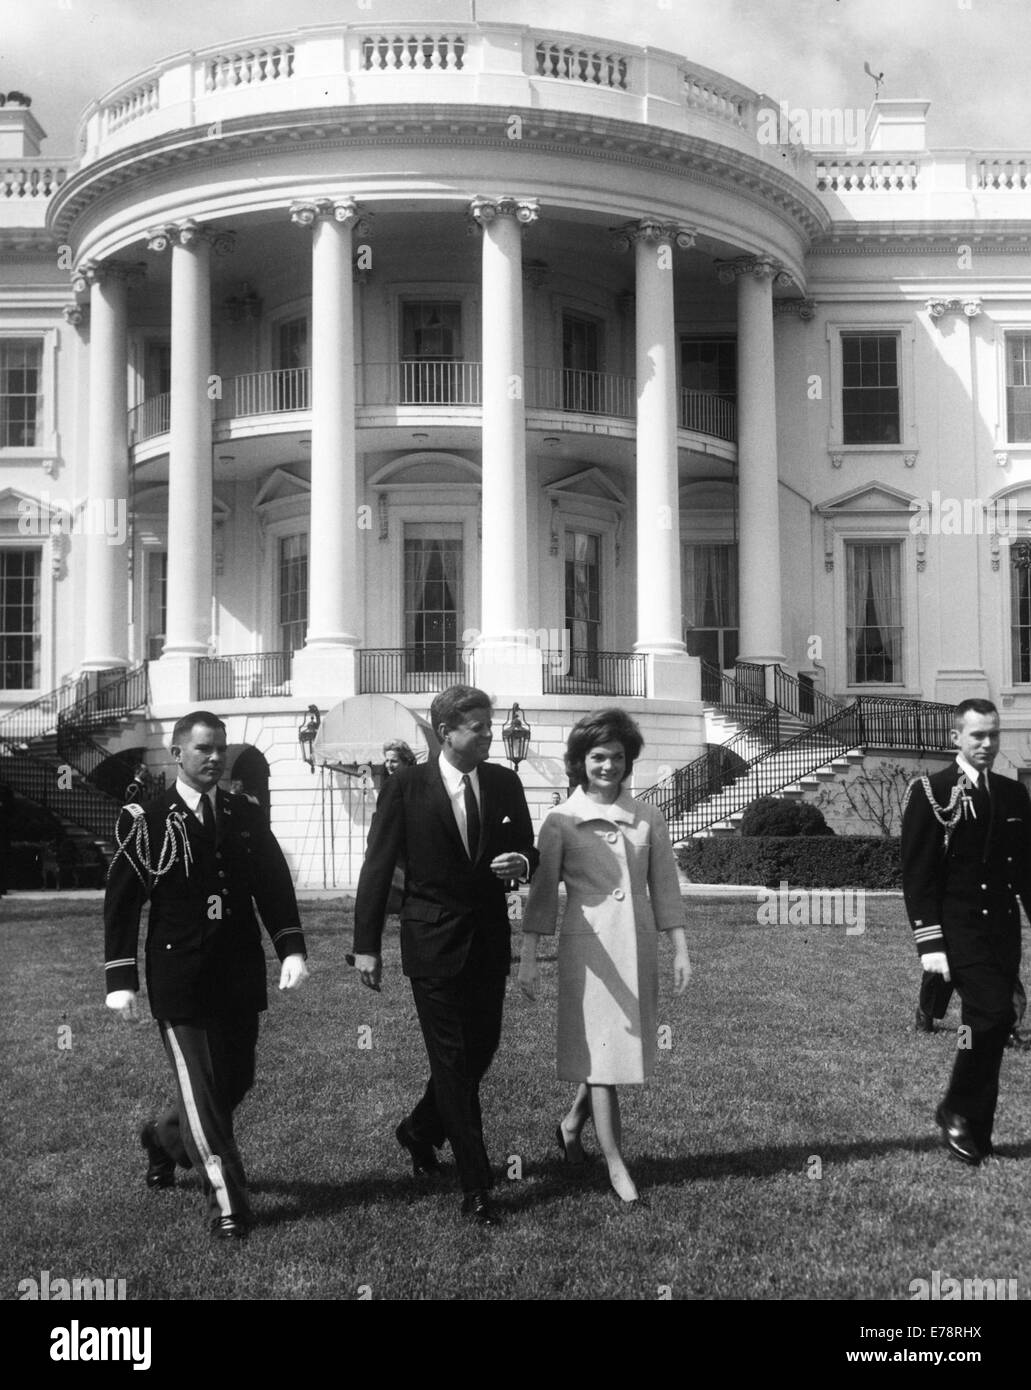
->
[460,1190,497,1225]
[1006,1030,1031,1051]
[210,1214,249,1241]
[140,1123,175,1189]
[915,1007,936,1034]
[395,1120,439,1176]
[934,1104,983,1166]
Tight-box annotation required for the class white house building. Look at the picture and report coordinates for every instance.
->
[3,16,1031,883]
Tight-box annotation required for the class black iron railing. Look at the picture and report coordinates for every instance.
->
[0,741,123,844]
[0,677,81,743]
[357,649,467,695]
[772,665,844,724]
[196,652,293,700]
[543,651,647,697]
[700,660,770,715]
[852,695,955,752]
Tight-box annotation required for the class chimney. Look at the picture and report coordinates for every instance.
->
[0,97,47,157]
[864,99,931,152]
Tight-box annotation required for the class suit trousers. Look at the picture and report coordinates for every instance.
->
[407,956,508,1193]
[157,1014,259,1223]
[943,957,1018,1143]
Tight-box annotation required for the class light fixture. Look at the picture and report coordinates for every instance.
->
[297,704,321,772]
[543,436,561,448]
[411,431,429,442]
[298,436,312,451]
[223,282,263,323]
[502,702,531,770]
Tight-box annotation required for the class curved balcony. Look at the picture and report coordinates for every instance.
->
[127,365,737,450]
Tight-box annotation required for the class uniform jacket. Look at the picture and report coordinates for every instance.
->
[353,756,538,978]
[900,761,1031,968]
[104,787,305,1019]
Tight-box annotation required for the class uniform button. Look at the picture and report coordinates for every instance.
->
[165,943,172,950]
[981,883,987,890]
[218,871,226,879]
[606,832,618,843]
[613,889,625,901]
[225,908,232,916]
[982,909,989,916]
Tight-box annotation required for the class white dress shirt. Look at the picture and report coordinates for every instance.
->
[438,756,481,858]
[176,778,217,825]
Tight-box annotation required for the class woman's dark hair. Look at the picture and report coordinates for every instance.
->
[382,738,416,767]
[565,707,644,788]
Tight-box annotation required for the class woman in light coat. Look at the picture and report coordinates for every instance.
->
[518,709,690,1205]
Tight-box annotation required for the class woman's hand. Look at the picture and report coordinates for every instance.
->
[672,948,691,996]
[517,959,539,1000]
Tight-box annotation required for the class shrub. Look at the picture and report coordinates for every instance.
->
[676,836,901,889]
[739,796,833,837]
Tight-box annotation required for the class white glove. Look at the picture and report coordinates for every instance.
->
[279,954,309,990]
[922,950,950,982]
[105,990,139,1020]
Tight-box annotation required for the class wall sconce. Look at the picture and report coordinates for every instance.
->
[223,283,263,323]
[297,704,321,772]
[502,702,531,770]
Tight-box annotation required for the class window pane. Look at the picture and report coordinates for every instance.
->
[0,549,41,688]
[1011,559,1031,683]
[846,542,903,683]
[841,334,901,444]
[404,530,463,672]
[279,533,308,651]
[0,340,42,447]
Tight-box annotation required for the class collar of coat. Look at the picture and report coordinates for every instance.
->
[561,786,637,825]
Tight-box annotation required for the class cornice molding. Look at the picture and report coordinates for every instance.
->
[46,103,830,249]
[813,222,1031,255]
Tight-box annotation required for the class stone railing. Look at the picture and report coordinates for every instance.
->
[0,160,69,200]
[533,38,629,90]
[816,157,924,193]
[205,44,295,90]
[359,32,467,72]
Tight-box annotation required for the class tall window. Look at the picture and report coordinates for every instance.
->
[144,341,171,398]
[146,551,167,662]
[404,525,462,672]
[842,334,900,444]
[565,531,600,672]
[279,534,308,652]
[680,338,737,399]
[400,301,463,403]
[0,340,42,448]
[275,317,309,409]
[1011,558,1031,683]
[1006,335,1031,442]
[562,313,601,412]
[0,549,41,688]
[682,543,739,669]
[846,542,902,684]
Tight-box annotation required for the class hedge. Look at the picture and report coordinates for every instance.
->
[676,836,901,889]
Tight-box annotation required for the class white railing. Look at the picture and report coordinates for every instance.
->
[680,390,737,443]
[205,45,295,90]
[128,371,739,445]
[681,69,753,128]
[0,161,69,200]
[977,157,1031,190]
[528,367,635,419]
[533,38,628,90]
[816,158,922,192]
[102,80,159,134]
[360,33,466,72]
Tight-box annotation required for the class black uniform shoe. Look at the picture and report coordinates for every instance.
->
[211,1214,249,1241]
[460,1190,497,1225]
[395,1120,440,1176]
[934,1104,983,1166]
[915,1007,936,1034]
[140,1123,175,1189]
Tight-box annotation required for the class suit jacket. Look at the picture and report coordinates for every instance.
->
[353,756,538,978]
[104,787,306,1019]
[901,762,1031,971]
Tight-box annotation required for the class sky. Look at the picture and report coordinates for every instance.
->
[2,0,1029,157]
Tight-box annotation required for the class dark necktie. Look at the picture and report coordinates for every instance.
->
[462,774,481,861]
[199,791,215,837]
[973,772,991,829]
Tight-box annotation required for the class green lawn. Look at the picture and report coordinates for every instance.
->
[4,893,1030,1302]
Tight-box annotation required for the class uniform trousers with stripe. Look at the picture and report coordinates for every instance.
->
[156,1014,259,1223]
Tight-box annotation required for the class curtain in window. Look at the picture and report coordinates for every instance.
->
[684,545,737,628]
[847,543,901,683]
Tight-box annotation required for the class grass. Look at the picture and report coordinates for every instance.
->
[3,892,1031,1302]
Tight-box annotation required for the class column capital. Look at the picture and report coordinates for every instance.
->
[773,296,817,321]
[145,220,235,255]
[71,258,145,293]
[468,195,540,229]
[610,219,696,253]
[926,296,982,324]
[715,254,794,287]
[289,197,369,232]
[62,303,87,327]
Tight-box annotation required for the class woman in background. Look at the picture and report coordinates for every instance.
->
[519,709,690,1205]
[382,739,416,776]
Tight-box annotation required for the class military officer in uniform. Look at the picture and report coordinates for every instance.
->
[901,699,1031,1164]
[104,711,308,1239]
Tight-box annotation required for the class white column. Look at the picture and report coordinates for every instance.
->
[289,198,361,699]
[76,260,130,670]
[469,195,540,697]
[724,255,786,667]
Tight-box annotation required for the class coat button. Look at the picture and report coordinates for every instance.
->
[982,909,989,916]
[225,908,232,916]
[606,832,618,843]
[218,871,226,879]
[165,943,172,950]
[981,883,987,890]
[613,889,625,900]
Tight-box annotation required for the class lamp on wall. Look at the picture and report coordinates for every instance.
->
[501,703,531,771]
[297,704,321,772]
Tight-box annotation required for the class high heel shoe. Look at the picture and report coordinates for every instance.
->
[556,1123,587,1166]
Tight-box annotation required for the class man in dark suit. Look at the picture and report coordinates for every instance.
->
[352,684,537,1225]
[901,698,1031,1164]
[104,711,308,1239]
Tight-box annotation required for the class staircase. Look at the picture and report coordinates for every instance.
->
[640,663,955,842]
[0,664,149,852]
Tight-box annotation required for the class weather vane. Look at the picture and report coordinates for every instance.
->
[863,61,885,99]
